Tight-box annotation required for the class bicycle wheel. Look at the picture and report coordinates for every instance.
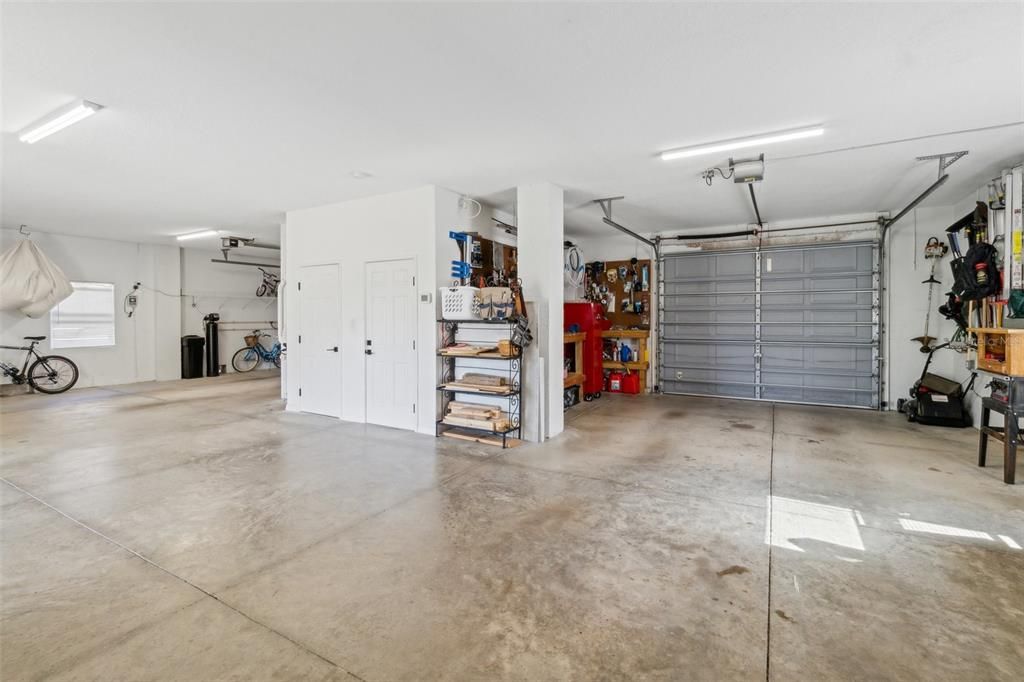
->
[27,355,79,394]
[273,353,282,368]
[232,347,261,372]
[256,283,267,297]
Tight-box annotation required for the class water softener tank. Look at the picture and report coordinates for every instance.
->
[203,313,220,377]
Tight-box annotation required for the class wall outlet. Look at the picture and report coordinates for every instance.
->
[420,293,432,303]
[675,370,684,380]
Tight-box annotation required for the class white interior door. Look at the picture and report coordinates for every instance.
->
[365,259,417,430]
[299,264,341,417]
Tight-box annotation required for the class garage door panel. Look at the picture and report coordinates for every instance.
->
[663,342,755,369]
[662,377,757,399]
[761,383,876,408]
[659,242,879,408]
[761,344,875,374]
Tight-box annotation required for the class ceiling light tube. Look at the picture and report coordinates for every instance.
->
[18,100,103,144]
[660,126,824,161]
[176,230,219,241]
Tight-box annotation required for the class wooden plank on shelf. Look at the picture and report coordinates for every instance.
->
[602,361,649,370]
[448,406,503,419]
[440,345,498,356]
[461,372,507,386]
[441,383,515,395]
[443,416,511,432]
[600,329,650,339]
[441,430,523,448]
[563,372,585,388]
[449,400,501,414]
[563,332,586,344]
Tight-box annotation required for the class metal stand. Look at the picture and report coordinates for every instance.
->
[436,319,522,448]
[979,386,1021,484]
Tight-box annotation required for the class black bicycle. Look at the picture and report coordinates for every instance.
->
[1,336,79,394]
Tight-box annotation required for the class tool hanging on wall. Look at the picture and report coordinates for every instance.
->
[449,231,472,285]
[912,237,949,352]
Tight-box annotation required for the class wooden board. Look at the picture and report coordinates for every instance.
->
[441,430,523,448]
[440,344,498,356]
[441,383,516,395]
[443,416,511,432]
[602,361,649,371]
[564,372,585,388]
[600,329,650,339]
[461,372,507,387]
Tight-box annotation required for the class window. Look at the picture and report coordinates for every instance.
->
[50,282,116,348]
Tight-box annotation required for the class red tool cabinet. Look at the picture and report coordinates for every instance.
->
[564,302,611,400]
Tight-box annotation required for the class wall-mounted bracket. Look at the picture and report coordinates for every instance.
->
[594,196,625,221]
[916,151,968,180]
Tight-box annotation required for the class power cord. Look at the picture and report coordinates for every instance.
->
[702,167,734,186]
[123,283,141,318]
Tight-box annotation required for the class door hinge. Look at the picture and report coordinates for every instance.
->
[412,275,416,286]
[413,403,416,413]
[298,281,301,291]
[298,334,302,343]
[412,339,416,350]
[299,387,302,397]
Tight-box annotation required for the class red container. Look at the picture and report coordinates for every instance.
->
[606,371,641,395]
[565,302,611,398]
[619,371,641,395]
[607,371,624,393]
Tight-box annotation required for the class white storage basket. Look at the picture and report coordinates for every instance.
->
[440,286,481,320]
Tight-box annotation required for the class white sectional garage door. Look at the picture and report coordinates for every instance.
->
[658,241,880,409]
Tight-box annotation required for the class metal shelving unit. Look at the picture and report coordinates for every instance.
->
[437,319,522,448]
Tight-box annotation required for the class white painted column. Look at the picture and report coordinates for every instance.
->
[516,183,564,441]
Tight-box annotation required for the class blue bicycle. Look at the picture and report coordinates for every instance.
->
[231,330,282,372]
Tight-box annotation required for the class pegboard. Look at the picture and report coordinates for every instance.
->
[588,258,652,328]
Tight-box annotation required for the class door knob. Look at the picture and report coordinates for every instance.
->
[327,346,338,352]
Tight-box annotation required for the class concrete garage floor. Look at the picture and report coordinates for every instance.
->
[1,372,1022,681]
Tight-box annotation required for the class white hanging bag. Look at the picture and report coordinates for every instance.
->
[0,240,74,318]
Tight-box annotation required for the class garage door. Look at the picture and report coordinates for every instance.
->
[659,241,880,409]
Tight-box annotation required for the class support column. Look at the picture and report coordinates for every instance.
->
[516,183,564,442]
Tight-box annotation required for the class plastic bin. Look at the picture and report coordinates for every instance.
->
[181,335,205,379]
[440,286,481,320]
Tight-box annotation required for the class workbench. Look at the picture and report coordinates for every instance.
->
[600,329,650,392]
[978,375,1024,484]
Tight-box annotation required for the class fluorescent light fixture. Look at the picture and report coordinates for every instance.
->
[176,230,219,241]
[19,100,103,144]
[661,126,824,161]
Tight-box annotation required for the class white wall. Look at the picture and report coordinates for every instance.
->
[883,205,968,410]
[284,185,453,434]
[0,228,180,388]
[179,248,279,372]
[517,183,564,441]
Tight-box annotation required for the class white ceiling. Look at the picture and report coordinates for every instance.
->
[2,2,1022,244]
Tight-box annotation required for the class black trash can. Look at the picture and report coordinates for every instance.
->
[181,335,205,379]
